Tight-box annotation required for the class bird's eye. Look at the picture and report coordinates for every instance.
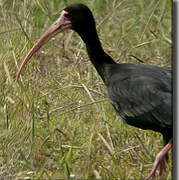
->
[64,13,71,19]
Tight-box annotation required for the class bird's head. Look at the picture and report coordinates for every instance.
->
[64,4,96,34]
[16,3,96,81]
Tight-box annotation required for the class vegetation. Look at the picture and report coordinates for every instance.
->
[0,0,171,179]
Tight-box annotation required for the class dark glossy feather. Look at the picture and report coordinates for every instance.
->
[105,63,172,142]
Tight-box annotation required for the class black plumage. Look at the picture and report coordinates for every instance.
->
[16,3,172,180]
[64,4,172,144]
[107,64,172,142]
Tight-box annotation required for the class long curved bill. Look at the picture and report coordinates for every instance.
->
[15,10,71,82]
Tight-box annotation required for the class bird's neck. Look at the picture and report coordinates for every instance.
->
[79,30,116,82]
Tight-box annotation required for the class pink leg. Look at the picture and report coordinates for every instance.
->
[146,141,172,180]
[159,158,166,179]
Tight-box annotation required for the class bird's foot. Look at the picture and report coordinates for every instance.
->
[145,141,172,180]
[145,159,166,180]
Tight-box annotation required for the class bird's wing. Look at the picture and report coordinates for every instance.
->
[107,68,172,128]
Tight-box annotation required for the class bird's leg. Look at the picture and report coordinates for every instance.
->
[158,158,166,179]
[159,151,170,179]
[145,141,172,180]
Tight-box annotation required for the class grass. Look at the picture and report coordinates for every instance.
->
[0,0,172,179]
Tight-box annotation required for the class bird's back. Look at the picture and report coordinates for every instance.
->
[105,63,172,142]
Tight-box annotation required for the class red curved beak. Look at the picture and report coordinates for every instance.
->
[15,10,72,82]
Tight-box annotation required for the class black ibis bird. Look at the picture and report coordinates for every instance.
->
[16,3,172,179]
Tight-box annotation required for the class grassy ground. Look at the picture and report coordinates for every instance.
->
[0,0,172,179]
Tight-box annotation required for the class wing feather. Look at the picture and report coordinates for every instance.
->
[106,64,172,129]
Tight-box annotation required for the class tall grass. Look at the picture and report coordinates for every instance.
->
[0,0,171,179]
